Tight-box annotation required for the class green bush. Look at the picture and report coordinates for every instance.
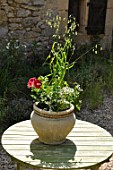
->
[0,39,50,130]
[67,45,113,109]
[1,38,113,130]
[0,40,25,97]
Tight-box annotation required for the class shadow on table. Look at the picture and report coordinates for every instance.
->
[29,138,77,168]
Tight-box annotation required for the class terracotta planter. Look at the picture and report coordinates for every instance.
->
[30,103,76,145]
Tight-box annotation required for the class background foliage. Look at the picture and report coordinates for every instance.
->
[0,38,113,132]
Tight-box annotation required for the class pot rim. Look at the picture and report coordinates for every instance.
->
[33,102,74,117]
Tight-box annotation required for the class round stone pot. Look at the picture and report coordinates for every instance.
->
[30,103,76,145]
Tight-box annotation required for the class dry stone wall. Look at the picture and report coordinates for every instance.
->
[0,0,68,54]
[0,0,8,37]
[0,0,48,54]
[1,0,112,50]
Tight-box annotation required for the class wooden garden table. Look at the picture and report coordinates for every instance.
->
[1,120,113,170]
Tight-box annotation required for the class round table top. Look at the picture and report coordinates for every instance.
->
[1,120,113,169]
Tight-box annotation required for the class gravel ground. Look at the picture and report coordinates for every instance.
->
[0,93,113,170]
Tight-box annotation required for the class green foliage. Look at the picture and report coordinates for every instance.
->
[101,53,113,91]
[0,38,51,130]
[1,16,113,130]
[82,81,104,109]
[28,15,82,112]
[0,39,26,97]
[67,45,113,109]
[0,97,32,132]
[0,97,8,127]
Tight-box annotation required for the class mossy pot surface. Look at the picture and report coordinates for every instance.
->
[30,102,76,145]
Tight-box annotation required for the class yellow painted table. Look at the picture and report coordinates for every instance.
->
[1,120,113,170]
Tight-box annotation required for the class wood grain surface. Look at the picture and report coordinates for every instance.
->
[1,120,113,169]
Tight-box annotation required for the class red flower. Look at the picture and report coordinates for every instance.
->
[27,77,37,88]
[34,79,42,89]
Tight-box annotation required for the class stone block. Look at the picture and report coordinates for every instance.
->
[24,31,38,39]
[32,11,40,17]
[106,9,113,24]
[9,18,22,23]
[105,25,113,36]
[17,8,31,17]
[9,30,26,40]
[0,26,8,36]
[22,5,38,11]
[9,23,22,30]
[8,0,13,5]
[57,0,69,10]
[46,0,68,10]
[8,12,14,17]
[14,0,30,4]
[22,17,40,27]
[33,0,44,6]
[107,0,113,9]
[32,26,41,33]
[0,10,7,25]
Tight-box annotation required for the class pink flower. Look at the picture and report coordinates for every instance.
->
[27,77,42,89]
[27,77,37,88]
[34,79,42,89]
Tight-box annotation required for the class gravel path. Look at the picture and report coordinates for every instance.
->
[0,93,113,170]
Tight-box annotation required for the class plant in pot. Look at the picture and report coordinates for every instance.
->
[27,15,82,145]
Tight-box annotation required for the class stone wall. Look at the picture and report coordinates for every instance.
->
[74,0,113,49]
[103,0,113,49]
[0,0,8,37]
[0,0,113,50]
[0,0,49,54]
[0,0,68,54]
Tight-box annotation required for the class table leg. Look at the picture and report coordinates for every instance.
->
[17,163,25,170]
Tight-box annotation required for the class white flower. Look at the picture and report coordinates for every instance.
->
[62,87,74,94]
[6,42,10,49]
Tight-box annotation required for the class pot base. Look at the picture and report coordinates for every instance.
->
[39,138,66,145]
